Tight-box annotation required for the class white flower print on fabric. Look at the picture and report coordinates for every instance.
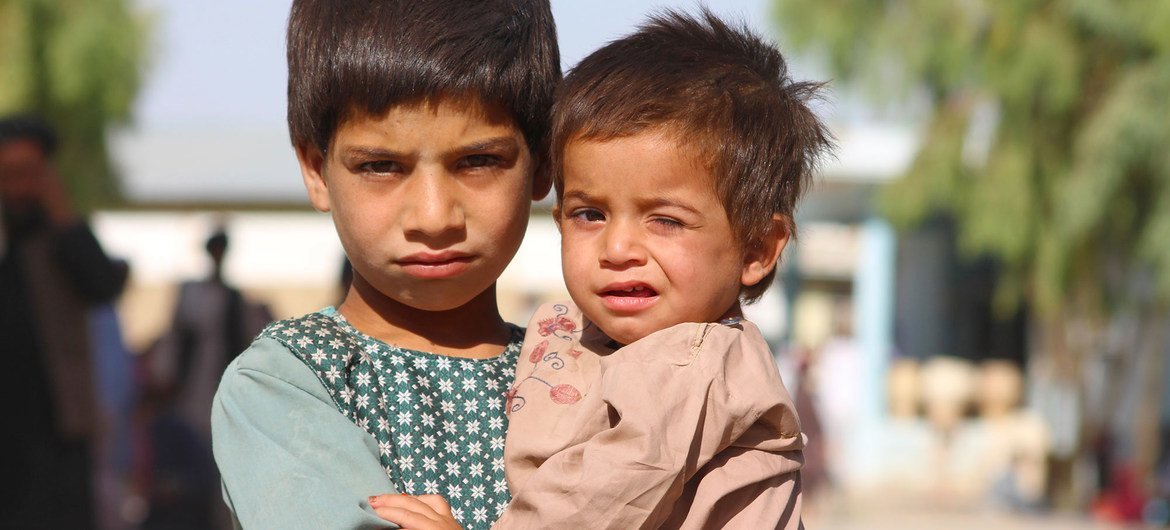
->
[261,308,520,530]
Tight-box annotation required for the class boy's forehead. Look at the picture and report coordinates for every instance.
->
[338,94,521,136]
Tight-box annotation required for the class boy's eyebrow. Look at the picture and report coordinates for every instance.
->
[451,137,521,155]
[342,146,405,159]
[340,138,520,160]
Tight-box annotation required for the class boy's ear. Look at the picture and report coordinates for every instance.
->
[741,214,790,287]
[531,157,553,201]
[297,143,332,212]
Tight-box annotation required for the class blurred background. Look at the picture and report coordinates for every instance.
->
[1,0,1168,528]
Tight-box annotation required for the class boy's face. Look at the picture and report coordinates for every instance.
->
[558,131,775,345]
[299,98,542,312]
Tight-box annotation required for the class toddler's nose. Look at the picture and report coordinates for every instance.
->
[599,222,646,267]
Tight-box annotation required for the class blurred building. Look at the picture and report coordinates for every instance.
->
[95,121,1055,511]
[781,122,1050,511]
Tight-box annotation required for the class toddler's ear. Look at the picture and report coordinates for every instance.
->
[297,143,332,212]
[740,214,790,287]
[551,204,564,232]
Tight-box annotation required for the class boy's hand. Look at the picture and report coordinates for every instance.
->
[368,494,463,530]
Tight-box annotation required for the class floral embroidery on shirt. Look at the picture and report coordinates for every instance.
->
[536,312,577,338]
[509,303,585,412]
[549,384,582,404]
[262,308,520,530]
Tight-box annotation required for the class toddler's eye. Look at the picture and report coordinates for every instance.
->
[358,160,404,175]
[569,208,605,223]
[651,217,684,229]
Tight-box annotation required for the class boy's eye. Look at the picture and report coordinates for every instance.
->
[459,154,503,169]
[358,160,404,174]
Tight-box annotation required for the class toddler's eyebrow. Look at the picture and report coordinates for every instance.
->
[561,190,702,216]
[635,196,702,216]
[561,190,597,204]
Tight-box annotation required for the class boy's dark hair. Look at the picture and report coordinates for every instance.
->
[0,114,58,156]
[551,9,833,301]
[287,0,561,163]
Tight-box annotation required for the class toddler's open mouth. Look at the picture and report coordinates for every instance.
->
[601,284,657,297]
[599,282,659,312]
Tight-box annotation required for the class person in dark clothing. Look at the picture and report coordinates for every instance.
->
[155,228,260,442]
[0,114,125,529]
[145,228,269,529]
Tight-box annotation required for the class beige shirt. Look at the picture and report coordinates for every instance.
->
[498,302,804,529]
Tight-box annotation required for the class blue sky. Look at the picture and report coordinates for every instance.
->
[116,0,789,202]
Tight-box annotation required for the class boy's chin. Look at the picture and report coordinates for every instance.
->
[396,284,497,314]
[353,275,496,316]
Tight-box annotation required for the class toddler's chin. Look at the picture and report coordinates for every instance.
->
[595,322,652,348]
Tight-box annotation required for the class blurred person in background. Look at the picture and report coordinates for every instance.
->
[0,114,126,529]
[154,228,270,441]
[89,259,139,530]
[146,227,270,529]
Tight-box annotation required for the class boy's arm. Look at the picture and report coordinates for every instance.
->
[212,337,399,530]
[497,322,804,529]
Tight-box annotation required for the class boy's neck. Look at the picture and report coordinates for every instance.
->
[338,278,512,360]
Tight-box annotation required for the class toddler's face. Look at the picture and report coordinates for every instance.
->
[299,97,537,312]
[558,131,749,345]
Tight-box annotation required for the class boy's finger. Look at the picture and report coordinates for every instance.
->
[373,506,440,528]
[369,494,442,519]
[369,493,421,507]
[414,494,452,515]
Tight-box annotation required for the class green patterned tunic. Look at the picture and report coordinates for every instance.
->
[261,307,521,529]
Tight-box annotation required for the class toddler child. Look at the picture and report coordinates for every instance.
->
[210,1,560,528]
[375,8,833,530]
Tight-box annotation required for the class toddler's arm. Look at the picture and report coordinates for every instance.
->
[212,337,399,529]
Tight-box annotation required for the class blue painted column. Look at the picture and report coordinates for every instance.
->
[848,216,897,482]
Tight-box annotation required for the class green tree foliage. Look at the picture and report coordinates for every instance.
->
[773,0,1170,316]
[0,0,150,209]
[773,0,1170,485]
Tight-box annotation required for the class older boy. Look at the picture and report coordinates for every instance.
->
[210,1,559,528]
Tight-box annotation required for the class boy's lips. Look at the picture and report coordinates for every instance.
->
[598,281,659,312]
[397,251,474,279]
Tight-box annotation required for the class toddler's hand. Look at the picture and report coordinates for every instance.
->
[368,493,463,530]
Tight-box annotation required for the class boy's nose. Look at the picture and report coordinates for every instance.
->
[402,171,466,239]
[599,222,646,268]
